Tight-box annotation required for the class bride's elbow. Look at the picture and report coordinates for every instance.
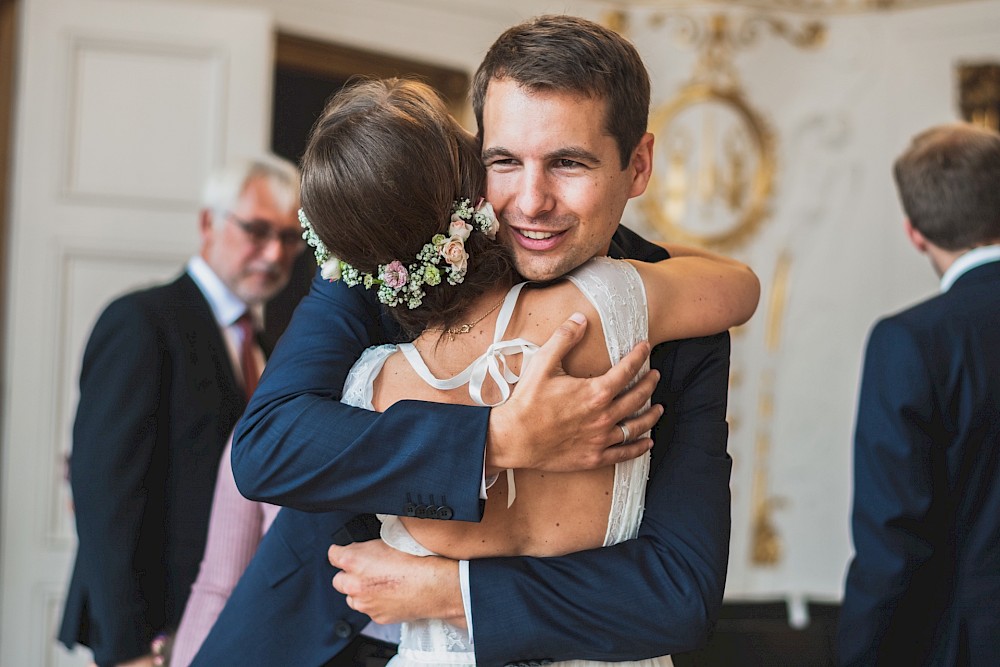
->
[732,267,761,326]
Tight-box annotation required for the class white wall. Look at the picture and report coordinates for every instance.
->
[174,0,609,71]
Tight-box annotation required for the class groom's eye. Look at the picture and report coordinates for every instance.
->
[485,158,518,170]
[555,158,587,170]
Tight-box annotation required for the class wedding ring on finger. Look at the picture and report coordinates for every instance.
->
[617,422,630,444]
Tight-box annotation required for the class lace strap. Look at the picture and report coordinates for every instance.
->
[566,257,648,364]
[565,257,651,546]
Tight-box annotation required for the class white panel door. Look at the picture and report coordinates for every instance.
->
[0,0,273,664]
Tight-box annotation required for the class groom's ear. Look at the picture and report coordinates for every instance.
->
[627,133,654,199]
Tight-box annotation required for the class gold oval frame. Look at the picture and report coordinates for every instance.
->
[643,82,777,250]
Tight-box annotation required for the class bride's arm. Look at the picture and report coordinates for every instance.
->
[628,245,759,345]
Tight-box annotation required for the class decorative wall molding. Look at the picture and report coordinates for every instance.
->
[64,35,226,208]
[639,12,823,251]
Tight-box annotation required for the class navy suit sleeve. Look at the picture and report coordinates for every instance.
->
[470,332,732,665]
[69,298,165,664]
[839,318,939,666]
[232,272,489,519]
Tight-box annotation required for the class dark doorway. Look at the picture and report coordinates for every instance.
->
[271,68,349,166]
[674,601,839,666]
[263,33,469,344]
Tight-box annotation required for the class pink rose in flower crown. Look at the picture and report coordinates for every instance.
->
[448,217,473,241]
[440,238,469,274]
[382,260,409,289]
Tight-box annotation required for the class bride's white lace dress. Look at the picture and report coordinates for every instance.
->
[341,257,673,666]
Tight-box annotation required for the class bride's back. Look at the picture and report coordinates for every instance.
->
[372,277,618,560]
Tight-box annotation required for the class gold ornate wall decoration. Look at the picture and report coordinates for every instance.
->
[641,13,824,251]
[748,250,793,565]
[958,62,1000,132]
[601,9,630,35]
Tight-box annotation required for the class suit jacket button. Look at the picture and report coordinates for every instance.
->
[437,506,454,520]
[405,503,417,517]
[333,620,352,638]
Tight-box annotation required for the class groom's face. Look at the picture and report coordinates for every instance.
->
[482,78,653,282]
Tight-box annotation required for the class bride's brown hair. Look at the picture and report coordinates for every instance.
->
[301,77,515,336]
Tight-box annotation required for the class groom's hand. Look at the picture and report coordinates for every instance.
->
[486,313,662,475]
[329,540,466,628]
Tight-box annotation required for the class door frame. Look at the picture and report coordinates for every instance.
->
[275,32,470,118]
[0,0,17,446]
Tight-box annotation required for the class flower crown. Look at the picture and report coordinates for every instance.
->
[299,198,500,309]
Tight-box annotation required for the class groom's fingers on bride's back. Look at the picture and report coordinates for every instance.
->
[610,368,660,422]
[595,341,653,400]
[534,312,589,367]
[615,403,664,446]
[599,438,654,467]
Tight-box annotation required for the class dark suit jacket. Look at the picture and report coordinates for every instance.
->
[218,226,732,666]
[192,509,378,666]
[839,259,1000,666]
[59,272,247,667]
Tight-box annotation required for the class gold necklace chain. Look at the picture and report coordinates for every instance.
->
[428,295,506,340]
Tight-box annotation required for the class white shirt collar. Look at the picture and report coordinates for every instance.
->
[186,256,262,328]
[940,244,1000,293]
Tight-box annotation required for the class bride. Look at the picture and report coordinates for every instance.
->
[298,78,758,666]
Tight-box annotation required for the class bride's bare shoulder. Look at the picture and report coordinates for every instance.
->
[516,280,612,376]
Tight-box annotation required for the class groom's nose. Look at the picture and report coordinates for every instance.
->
[514,164,555,219]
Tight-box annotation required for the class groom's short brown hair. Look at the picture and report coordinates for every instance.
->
[471,14,650,170]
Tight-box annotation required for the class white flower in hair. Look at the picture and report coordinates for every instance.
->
[320,258,341,281]
[473,200,500,240]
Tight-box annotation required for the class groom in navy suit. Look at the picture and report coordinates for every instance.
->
[839,122,1000,666]
[200,16,733,667]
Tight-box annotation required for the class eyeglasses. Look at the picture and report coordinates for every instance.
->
[227,213,305,253]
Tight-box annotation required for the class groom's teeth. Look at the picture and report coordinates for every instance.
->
[521,230,555,240]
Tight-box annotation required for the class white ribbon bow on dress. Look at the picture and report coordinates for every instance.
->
[398,284,538,507]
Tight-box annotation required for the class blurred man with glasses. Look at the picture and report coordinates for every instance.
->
[59,156,301,667]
